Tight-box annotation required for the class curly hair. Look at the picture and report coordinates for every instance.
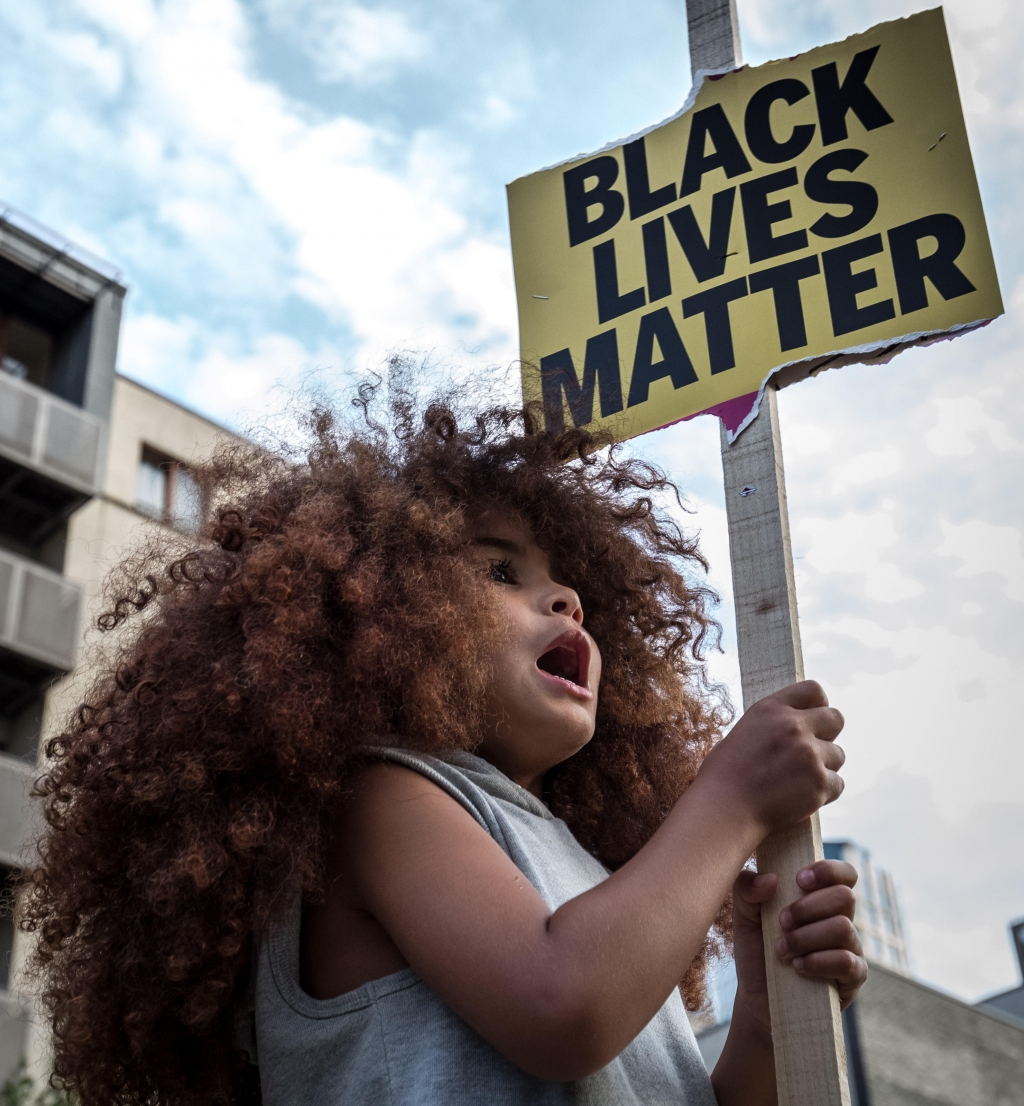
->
[21,380,733,1106]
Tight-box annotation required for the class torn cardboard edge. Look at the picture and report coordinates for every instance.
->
[516,8,940,182]
[693,314,995,444]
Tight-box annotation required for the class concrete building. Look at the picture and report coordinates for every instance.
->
[0,206,125,1077]
[694,843,1024,1104]
[842,961,1024,1106]
[0,205,237,1081]
[976,918,1024,1030]
[824,839,911,976]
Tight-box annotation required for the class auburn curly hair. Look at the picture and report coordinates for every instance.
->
[20,379,732,1106]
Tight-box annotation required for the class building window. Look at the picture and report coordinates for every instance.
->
[0,312,53,389]
[0,865,16,991]
[135,445,203,533]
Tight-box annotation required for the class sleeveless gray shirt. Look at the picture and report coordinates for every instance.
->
[245,749,717,1105]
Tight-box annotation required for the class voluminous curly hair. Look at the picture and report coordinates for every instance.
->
[21,381,732,1106]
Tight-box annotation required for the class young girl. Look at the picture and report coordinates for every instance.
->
[24,388,865,1106]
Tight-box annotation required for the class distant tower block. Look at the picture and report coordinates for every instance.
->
[824,840,911,975]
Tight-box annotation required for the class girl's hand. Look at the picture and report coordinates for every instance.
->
[732,859,868,1030]
[698,681,847,840]
[712,861,867,1106]
[775,859,868,1007]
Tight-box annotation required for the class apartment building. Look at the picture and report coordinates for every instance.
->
[0,207,125,1079]
[0,206,236,1080]
[823,839,911,976]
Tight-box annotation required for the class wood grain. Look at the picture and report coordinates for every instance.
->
[719,386,850,1106]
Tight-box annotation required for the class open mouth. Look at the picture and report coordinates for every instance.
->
[536,629,591,697]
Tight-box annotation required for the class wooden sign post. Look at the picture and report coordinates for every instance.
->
[687,3,850,1102]
[718,389,851,1105]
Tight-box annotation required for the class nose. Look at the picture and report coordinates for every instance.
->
[550,584,584,625]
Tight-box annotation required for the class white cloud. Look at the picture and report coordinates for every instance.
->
[925,396,1022,456]
[0,0,518,411]
[119,314,199,381]
[938,519,1024,602]
[140,0,514,361]
[797,511,924,602]
[910,920,1014,1000]
[261,1,429,86]
[120,313,342,427]
[949,0,1008,34]
[821,769,1024,999]
[777,420,832,459]
[802,616,1024,813]
[77,0,156,43]
[181,332,324,425]
[50,29,124,95]
[829,446,904,494]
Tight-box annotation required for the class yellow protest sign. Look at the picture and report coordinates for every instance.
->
[507,8,1002,442]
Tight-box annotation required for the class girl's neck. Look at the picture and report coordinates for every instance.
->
[475,745,547,799]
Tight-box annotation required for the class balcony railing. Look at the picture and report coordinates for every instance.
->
[0,371,104,496]
[0,546,82,673]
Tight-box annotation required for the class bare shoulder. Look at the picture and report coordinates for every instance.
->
[335,759,489,870]
[344,758,474,818]
[315,759,578,1074]
[346,758,452,804]
[306,759,497,997]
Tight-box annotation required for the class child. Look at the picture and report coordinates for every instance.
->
[23,388,865,1106]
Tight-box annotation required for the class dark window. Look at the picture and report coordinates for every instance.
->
[136,446,203,533]
[0,246,93,408]
[0,683,45,760]
[0,865,17,991]
[0,314,53,390]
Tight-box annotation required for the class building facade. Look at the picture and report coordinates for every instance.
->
[0,207,237,1080]
[976,918,1024,1030]
[0,207,125,1079]
[843,961,1024,1106]
[823,839,911,976]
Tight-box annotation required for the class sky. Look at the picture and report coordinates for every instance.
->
[1,0,1022,1005]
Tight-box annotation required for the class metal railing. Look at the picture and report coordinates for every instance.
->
[0,371,104,495]
[0,546,83,673]
[0,200,124,288]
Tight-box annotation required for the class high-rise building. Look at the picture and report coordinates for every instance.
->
[823,839,911,976]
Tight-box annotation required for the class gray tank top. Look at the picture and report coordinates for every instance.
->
[245,749,717,1105]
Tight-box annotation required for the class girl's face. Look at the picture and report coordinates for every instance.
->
[466,511,602,798]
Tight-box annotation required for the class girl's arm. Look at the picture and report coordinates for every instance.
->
[324,681,852,1082]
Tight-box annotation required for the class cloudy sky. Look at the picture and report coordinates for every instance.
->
[2,0,1022,1004]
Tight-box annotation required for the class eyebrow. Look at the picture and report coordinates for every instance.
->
[471,536,527,556]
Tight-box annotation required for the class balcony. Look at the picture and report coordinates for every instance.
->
[0,545,82,709]
[0,371,104,544]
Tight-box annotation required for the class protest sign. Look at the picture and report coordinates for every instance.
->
[507,8,1002,442]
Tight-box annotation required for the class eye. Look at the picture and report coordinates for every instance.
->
[488,557,517,585]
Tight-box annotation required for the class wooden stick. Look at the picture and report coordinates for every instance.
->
[718,385,850,1105]
[684,10,850,1098]
[685,0,743,72]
